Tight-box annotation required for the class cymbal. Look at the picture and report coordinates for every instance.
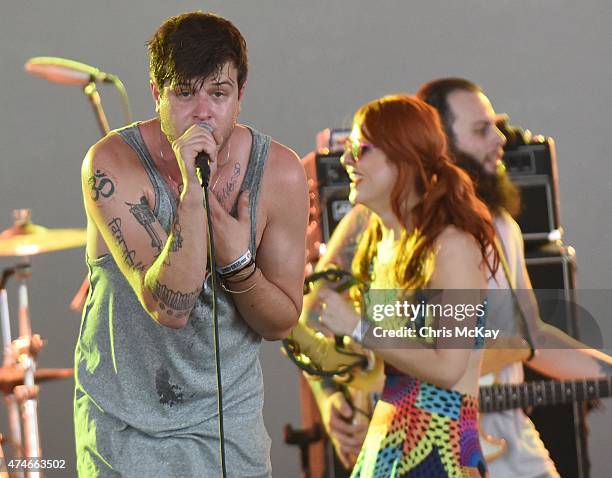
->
[0,366,73,393]
[0,210,85,256]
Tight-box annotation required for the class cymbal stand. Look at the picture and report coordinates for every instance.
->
[83,81,110,137]
[2,261,43,477]
[14,261,43,477]
[0,432,9,478]
[1,267,24,478]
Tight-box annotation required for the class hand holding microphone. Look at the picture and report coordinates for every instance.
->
[171,122,222,192]
[196,122,214,188]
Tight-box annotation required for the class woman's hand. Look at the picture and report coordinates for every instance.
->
[318,288,360,337]
[320,391,368,468]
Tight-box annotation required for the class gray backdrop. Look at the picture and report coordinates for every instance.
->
[0,1,610,476]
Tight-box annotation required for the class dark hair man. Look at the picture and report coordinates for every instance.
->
[75,11,308,477]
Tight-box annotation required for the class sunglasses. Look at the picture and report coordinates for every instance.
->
[343,138,373,162]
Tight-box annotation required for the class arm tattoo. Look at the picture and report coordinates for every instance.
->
[214,162,241,207]
[108,217,146,272]
[152,279,201,318]
[163,221,184,266]
[125,196,163,252]
[170,222,183,252]
[88,169,116,201]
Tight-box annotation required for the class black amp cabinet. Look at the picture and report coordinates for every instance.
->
[312,139,563,246]
[314,152,351,242]
[524,244,590,478]
[502,137,562,245]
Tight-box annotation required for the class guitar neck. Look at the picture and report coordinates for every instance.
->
[479,376,612,413]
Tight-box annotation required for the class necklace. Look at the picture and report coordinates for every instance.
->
[210,138,232,193]
[158,127,232,193]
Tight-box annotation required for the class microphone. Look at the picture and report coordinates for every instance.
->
[24,56,117,86]
[196,122,214,188]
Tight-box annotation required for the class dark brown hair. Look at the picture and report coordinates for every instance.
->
[148,11,248,92]
[416,77,481,149]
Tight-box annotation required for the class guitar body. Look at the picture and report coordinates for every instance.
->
[325,386,374,478]
[478,417,508,463]
[344,387,372,466]
[478,347,529,462]
[478,367,611,467]
[478,368,508,463]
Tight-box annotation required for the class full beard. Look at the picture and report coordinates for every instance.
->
[451,149,521,218]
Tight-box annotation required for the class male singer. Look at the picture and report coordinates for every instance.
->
[75,11,308,477]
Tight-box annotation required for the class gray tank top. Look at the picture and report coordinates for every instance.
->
[75,123,270,435]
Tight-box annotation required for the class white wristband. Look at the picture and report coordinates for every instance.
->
[217,249,252,276]
[351,319,369,343]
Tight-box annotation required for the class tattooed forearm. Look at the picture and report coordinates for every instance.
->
[89,169,116,201]
[151,280,201,318]
[169,222,183,253]
[108,217,146,272]
[126,196,163,252]
[214,162,241,207]
[163,221,184,266]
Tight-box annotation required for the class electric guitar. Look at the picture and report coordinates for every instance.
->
[478,375,612,461]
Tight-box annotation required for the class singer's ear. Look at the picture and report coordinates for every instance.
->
[238,81,247,101]
[150,80,162,111]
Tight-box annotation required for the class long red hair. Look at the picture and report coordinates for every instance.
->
[352,94,498,288]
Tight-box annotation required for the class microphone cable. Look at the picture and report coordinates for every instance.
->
[195,122,226,477]
[200,172,227,478]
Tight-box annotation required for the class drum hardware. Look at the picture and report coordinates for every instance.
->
[0,209,80,477]
[0,210,86,257]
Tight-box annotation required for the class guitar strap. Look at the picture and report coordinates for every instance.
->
[493,234,536,361]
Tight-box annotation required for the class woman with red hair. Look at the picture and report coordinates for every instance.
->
[318,94,497,477]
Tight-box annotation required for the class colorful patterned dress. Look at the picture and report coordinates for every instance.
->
[351,372,487,477]
[351,236,488,477]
